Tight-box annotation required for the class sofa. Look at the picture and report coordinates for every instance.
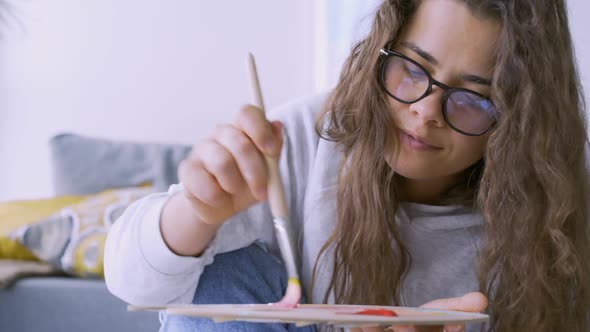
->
[0,133,192,332]
[0,277,159,331]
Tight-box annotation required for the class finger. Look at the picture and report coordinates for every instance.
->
[416,327,445,332]
[349,326,385,332]
[420,292,488,313]
[234,104,282,156]
[361,326,385,332]
[181,189,229,225]
[270,120,284,148]
[213,124,268,200]
[390,325,451,332]
[420,292,486,332]
[441,324,464,332]
[178,158,231,209]
[389,325,416,332]
[198,136,245,195]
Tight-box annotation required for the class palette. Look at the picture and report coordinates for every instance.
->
[129,303,489,328]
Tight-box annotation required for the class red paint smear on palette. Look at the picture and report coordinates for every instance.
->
[354,309,398,317]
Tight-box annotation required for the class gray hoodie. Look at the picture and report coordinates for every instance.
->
[104,93,486,331]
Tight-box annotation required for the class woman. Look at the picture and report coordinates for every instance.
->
[105,0,590,331]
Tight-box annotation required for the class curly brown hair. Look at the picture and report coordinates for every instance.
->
[312,0,590,331]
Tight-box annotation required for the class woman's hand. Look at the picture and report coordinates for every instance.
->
[160,105,283,256]
[349,292,488,332]
[178,104,283,226]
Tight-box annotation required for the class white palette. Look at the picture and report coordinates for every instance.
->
[129,303,489,328]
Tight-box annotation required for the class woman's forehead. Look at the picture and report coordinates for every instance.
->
[399,0,500,74]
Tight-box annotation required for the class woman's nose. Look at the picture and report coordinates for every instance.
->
[408,88,446,128]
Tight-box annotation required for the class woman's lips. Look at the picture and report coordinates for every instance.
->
[399,130,443,151]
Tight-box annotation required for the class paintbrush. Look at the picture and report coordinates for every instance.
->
[247,53,301,308]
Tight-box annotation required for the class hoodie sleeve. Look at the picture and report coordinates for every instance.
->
[104,183,275,305]
[104,94,324,306]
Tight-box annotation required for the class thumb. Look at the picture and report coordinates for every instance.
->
[420,292,488,313]
[269,120,284,156]
[270,120,284,137]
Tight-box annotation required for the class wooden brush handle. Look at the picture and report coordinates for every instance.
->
[247,53,288,219]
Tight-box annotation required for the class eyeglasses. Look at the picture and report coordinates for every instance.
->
[379,49,497,136]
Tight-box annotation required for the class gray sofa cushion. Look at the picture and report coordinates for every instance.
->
[0,277,159,331]
[50,133,192,195]
[20,133,193,332]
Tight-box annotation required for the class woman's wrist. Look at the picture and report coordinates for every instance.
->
[160,192,221,256]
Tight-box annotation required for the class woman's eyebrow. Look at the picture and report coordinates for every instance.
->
[463,74,492,86]
[400,41,439,65]
[400,41,492,86]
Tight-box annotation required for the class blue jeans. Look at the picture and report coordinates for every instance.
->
[160,243,317,332]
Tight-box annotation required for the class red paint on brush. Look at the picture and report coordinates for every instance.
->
[355,309,398,317]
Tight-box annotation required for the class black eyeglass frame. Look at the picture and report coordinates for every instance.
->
[378,48,497,136]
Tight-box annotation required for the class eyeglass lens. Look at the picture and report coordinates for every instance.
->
[382,54,496,135]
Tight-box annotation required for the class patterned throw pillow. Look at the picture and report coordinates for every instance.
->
[0,186,154,278]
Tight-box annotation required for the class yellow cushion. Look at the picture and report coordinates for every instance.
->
[0,196,85,261]
[0,196,85,235]
[0,187,153,278]
[0,238,38,261]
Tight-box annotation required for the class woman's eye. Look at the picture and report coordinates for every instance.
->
[403,64,426,79]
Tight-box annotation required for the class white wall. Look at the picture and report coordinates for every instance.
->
[1,0,589,201]
[0,0,318,200]
[569,0,590,106]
